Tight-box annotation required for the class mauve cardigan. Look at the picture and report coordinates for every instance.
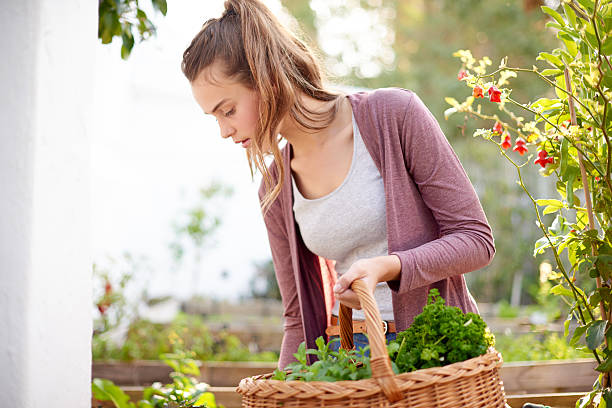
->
[258,88,495,369]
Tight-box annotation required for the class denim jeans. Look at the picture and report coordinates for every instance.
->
[328,332,397,356]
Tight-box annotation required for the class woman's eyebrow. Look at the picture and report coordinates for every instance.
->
[207,98,229,115]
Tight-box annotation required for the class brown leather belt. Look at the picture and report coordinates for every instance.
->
[325,315,396,336]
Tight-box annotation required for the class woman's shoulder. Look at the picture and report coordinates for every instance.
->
[348,87,418,116]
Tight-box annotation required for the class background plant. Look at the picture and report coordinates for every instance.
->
[446,0,612,403]
[98,0,168,59]
[93,312,277,362]
[93,253,153,356]
[93,339,221,408]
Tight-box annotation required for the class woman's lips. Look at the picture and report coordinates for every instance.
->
[241,139,251,148]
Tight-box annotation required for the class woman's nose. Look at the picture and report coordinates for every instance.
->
[219,124,235,139]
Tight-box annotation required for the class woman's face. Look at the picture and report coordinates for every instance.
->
[190,63,260,149]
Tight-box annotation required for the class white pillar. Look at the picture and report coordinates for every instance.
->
[0,1,95,407]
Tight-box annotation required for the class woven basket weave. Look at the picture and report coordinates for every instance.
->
[237,280,507,407]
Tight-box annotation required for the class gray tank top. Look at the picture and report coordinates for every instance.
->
[291,113,394,321]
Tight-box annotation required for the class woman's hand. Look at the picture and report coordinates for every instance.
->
[333,255,401,310]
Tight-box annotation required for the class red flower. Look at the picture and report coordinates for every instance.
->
[501,133,512,149]
[595,176,601,181]
[493,121,504,134]
[104,281,112,295]
[534,149,554,167]
[457,70,468,81]
[560,120,571,129]
[513,138,528,155]
[97,303,108,315]
[473,85,484,98]
[488,86,502,102]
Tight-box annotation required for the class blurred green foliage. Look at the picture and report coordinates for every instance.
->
[93,312,278,362]
[495,331,592,362]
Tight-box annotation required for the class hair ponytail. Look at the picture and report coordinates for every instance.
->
[182,0,341,216]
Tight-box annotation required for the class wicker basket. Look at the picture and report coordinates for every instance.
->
[237,280,507,407]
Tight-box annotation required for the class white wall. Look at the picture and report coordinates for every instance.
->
[0,1,95,406]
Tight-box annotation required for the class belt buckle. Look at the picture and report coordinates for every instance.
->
[382,320,388,334]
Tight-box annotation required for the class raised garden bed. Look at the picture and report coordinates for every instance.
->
[91,386,588,408]
[92,358,597,407]
[93,358,596,393]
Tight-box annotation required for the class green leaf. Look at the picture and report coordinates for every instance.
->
[550,283,573,297]
[596,356,612,372]
[596,255,612,281]
[570,324,588,346]
[541,6,566,26]
[194,391,217,407]
[555,74,567,99]
[530,97,559,109]
[537,52,564,68]
[120,29,135,60]
[550,213,570,236]
[563,3,577,27]
[576,211,588,230]
[92,378,132,408]
[560,36,578,57]
[536,198,564,207]
[564,318,571,337]
[534,236,551,255]
[152,0,168,15]
[540,68,563,76]
[603,36,612,55]
[589,290,602,307]
[586,320,607,350]
[576,0,595,14]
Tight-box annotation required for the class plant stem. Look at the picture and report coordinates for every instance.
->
[590,0,612,182]
[493,141,595,323]
[566,65,609,385]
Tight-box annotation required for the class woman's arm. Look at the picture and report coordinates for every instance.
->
[258,180,303,369]
[335,90,494,304]
[388,91,495,293]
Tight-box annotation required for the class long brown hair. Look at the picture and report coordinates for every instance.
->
[181,0,341,215]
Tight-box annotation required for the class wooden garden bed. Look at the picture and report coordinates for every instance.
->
[93,358,596,393]
[91,387,587,408]
[92,359,597,407]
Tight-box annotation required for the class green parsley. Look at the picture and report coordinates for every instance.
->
[388,288,495,373]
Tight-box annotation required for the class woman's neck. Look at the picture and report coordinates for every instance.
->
[279,94,352,159]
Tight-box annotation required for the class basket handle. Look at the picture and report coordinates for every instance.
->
[338,279,402,402]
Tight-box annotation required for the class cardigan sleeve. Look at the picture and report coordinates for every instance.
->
[258,179,303,369]
[388,92,496,293]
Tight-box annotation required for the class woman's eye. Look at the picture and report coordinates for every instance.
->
[224,108,235,117]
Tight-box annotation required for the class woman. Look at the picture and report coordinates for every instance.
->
[182,0,495,369]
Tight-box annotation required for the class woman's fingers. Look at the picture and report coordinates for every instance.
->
[337,289,361,310]
[334,262,368,294]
